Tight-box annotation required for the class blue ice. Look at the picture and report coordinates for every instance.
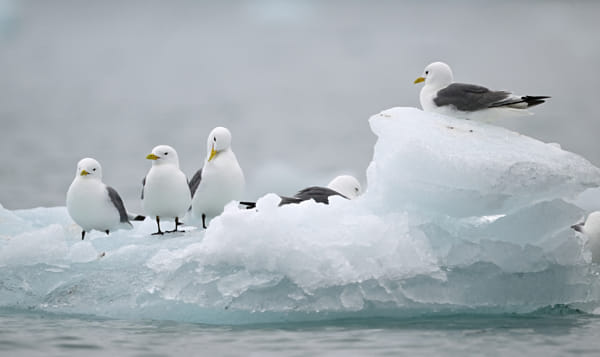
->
[1,107,600,324]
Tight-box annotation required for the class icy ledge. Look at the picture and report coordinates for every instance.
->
[1,107,600,324]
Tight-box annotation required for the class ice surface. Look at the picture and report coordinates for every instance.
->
[2,107,600,324]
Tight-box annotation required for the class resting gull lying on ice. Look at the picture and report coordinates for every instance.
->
[241,175,362,208]
[414,61,549,121]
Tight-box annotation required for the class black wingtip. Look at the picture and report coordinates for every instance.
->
[132,215,146,221]
[571,224,583,233]
[239,201,257,209]
[523,95,550,108]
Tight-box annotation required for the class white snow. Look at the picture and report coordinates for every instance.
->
[1,107,600,324]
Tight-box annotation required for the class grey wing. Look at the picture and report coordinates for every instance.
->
[141,176,146,200]
[189,169,202,197]
[294,186,347,204]
[571,216,586,233]
[571,222,584,233]
[107,186,130,223]
[278,195,304,206]
[434,83,512,111]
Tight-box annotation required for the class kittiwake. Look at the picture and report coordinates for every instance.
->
[279,174,362,205]
[571,212,600,264]
[414,61,549,121]
[66,158,135,240]
[190,127,245,229]
[142,145,191,235]
[241,175,362,208]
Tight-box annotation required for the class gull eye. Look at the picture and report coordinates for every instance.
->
[213,137,217,142]
[425,70,429,75]
[164,152,168,155]
[93,168,96,171]
[354,187,359,192]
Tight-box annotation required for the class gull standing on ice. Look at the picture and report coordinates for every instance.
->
[190,127,245,229]
[241,175,362,208]
[571,212,600,264]
[142,145,191,235]
[67,158,136,240]
[414,61,549,121]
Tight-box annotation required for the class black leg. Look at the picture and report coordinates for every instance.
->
[105,230,110,235]
[202,214,207,229]
[166,217,185,233]
[152,216,164,235]
[81,230,86,240]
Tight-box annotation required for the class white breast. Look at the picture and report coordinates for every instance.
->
[143,166,191,219]
[192,151,245,218]
[66,179,119,232]
[419,85,442,113]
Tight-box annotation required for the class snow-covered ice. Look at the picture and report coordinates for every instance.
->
[1,107,600,324]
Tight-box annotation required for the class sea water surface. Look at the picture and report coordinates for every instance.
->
[2,308,599,356]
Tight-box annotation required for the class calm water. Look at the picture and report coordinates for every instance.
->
[2,309,600,357]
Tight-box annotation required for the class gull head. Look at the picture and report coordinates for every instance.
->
[414,61,454,89]
[327,175,362,199]
[146,145,180,167]
[76,157,102,180]
[206,126,233,162]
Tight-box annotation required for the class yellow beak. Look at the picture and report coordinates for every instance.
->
[146,153,159,160]
[80,170,89,176]
[208,146,217,162]
[414,77,425,84]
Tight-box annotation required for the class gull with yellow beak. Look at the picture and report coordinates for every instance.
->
[66,157,136,240]
[414,61,549,121]
[142,145,191,235]
[190,127,245,229]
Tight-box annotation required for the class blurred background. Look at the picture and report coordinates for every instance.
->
[0,0,599,211]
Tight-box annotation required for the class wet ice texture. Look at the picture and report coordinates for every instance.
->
[2,107,600,324]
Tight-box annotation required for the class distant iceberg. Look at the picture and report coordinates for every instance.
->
[1,107,600,324]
